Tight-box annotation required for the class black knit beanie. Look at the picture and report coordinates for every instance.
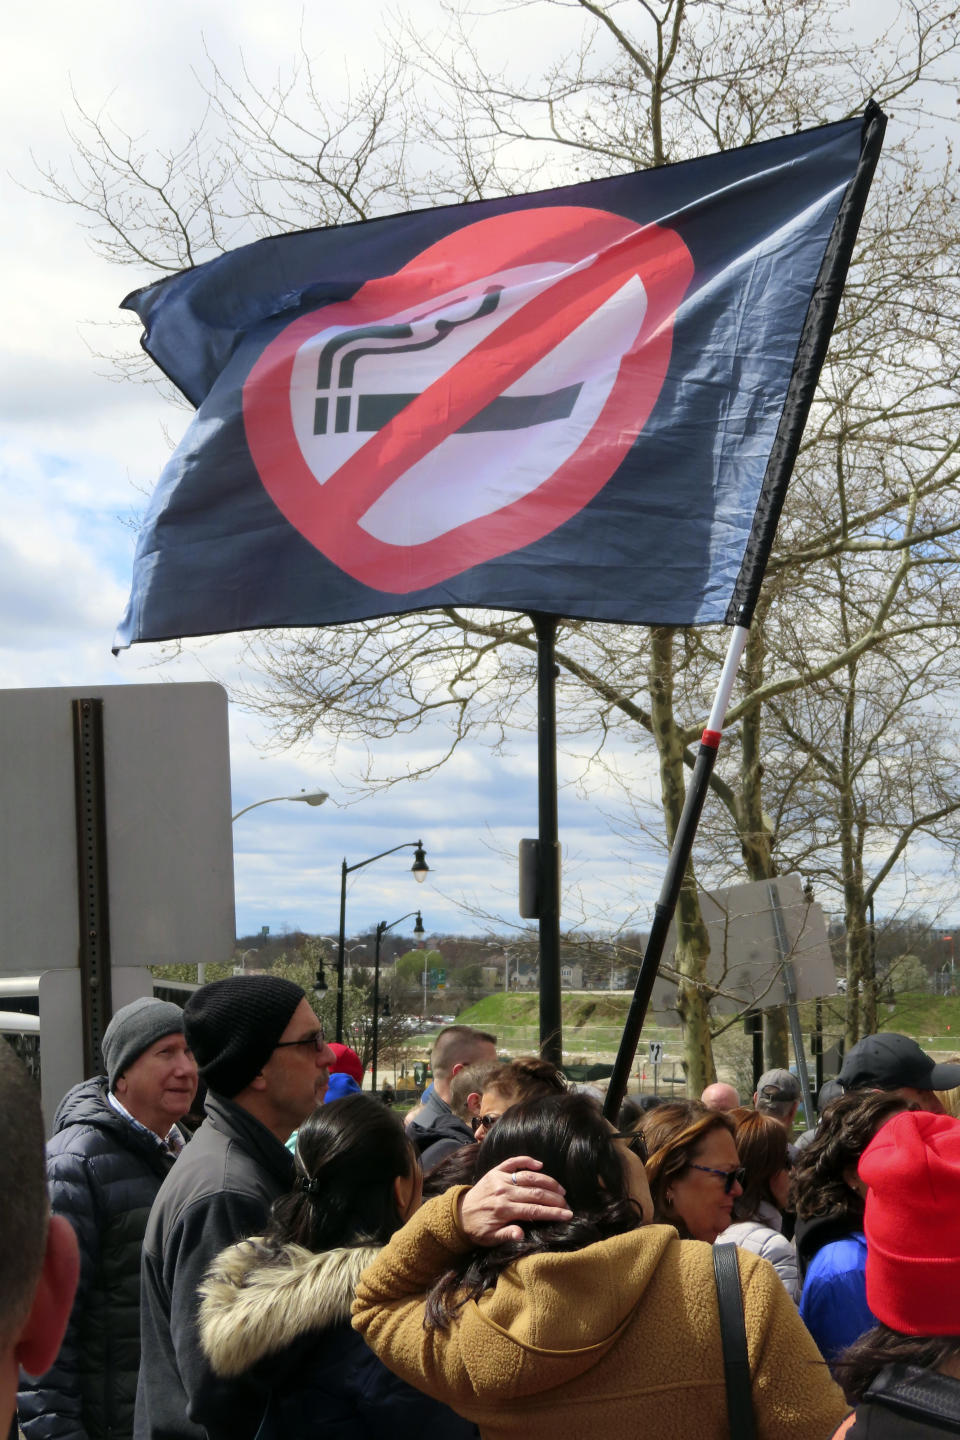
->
[184,975,306,1097]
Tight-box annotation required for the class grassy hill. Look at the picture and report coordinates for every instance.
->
[453,990,960,1072]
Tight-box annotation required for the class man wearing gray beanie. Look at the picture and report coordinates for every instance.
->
[136,975,335,1440]
[19,997,196,1440]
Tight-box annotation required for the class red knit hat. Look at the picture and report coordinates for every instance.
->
[327,1042,364,1085]
[859,1109,960,1335]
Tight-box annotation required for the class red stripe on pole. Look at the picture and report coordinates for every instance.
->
[701,729,723,749]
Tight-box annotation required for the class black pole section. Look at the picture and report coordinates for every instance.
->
[336,859,348,1043]
[602,734,720,1121]
[372,922,385,1094]
[532,613,562,1065]
[73,699,114,1078]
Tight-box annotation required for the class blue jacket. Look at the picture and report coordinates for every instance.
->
[198,1237,476,1440]
[18,1078,178,1440]
[799,1231,875,1363]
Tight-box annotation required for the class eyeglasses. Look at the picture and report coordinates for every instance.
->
[687,1163,746,1194]
[613,1129,649,1164]
[274,1028,326,1053]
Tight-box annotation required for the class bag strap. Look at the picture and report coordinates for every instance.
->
[713,1243,757,1440]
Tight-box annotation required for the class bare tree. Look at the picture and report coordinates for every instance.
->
[37,0,960,1084]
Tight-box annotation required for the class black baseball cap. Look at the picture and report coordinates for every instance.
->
[838,1033,960,1093]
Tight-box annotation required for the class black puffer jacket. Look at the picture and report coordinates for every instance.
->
[198,1237,476,1440]
[18,1078,178,1440]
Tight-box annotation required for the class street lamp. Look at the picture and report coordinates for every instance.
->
[336,840,430,1042]
[232,788,329,822]
[372,910,425,1093]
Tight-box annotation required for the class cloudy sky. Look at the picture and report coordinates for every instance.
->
[1,0,672,947]
[3,0,953,956]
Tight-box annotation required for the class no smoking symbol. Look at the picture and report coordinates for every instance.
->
[244,206,693,592]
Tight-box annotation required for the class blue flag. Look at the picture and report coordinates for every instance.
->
[115,109,883,649]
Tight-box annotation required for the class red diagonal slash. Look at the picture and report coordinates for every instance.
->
[244,205,693,592]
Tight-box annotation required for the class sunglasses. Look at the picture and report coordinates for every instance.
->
[613,1129,649,1164]
[471,1112,502,1133]
[687,1163,746,1194]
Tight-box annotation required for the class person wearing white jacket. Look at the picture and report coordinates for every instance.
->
[716,1109,799,1302]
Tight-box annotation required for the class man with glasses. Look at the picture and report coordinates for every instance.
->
[135,976,335,1440]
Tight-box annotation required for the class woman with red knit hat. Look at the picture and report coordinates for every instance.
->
[830,1109,960,1436]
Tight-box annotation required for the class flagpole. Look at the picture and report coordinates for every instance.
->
[602,624,749,1121]
[531,613,563,1065]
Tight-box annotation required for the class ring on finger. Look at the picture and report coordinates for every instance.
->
[512,1172,520,1186]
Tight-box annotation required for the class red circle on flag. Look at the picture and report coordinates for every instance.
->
[243,206,693,593]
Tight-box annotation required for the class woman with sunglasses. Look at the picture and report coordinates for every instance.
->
[197,1094,475,1440]
[715,1108,799,1299]
[354,1091,846,1438]
[470,1057,569,1142]
[641,1100,746,1243]
[423,1059,570,1197]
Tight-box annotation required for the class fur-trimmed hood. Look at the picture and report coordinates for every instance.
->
[199,1237,381,1377]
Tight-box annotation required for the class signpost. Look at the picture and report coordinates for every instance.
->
[648,1040,663,1095]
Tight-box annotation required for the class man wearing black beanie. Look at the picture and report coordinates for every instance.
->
[135,976,335,1440]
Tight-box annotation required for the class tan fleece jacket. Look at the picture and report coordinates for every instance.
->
[353,1186,849,1440]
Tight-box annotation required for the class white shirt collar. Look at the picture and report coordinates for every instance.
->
[107,1090,185,1154]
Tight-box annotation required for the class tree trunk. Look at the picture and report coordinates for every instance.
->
[649,626,715,1093]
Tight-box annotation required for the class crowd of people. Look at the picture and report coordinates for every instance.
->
[3,976,960,1440]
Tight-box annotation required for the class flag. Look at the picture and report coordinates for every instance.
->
[115,107,884,649]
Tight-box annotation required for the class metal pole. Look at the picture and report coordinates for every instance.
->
[72,699,114,1077]
[603,625,750,1122]
[532,613,562,1066]
[768,879,815,1129]
[336,859,348,1043]
[372,922,384,1094]
[814,998,824,1095]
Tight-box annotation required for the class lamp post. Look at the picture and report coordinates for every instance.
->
[336,840,429,1042]
[231,788,329,822]
[225,788,329,986]
[372,910,424,1093]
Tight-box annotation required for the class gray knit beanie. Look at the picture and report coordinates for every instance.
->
[184,975,305,1098]
[102,997,186,1089]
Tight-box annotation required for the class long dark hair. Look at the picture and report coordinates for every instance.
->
[424,1092,643,1329]
[422,1142,481,1199]
[791,1091,912,1224]
[835,1324,960,1403]
[261,1093,418,1256]
[728,1108,789,1222]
